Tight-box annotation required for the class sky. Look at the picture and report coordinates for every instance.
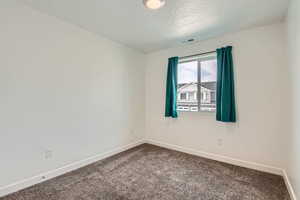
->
[178,60,217,84]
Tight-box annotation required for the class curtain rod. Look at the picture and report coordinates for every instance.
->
[179,50,216,59]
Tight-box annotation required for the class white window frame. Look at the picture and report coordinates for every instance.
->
[177,53,217,113]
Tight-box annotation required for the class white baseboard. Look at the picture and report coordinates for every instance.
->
[1,139,296,200]
[283,170,297,200]
[0,140,144,198]
[145,139,300,199]
[145,139,283,175]
[147,139,298,200]
[145,139,299,200]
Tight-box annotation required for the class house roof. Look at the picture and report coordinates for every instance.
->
[178,82,216,92]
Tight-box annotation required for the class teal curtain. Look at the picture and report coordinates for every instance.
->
[216,46,236,122]
[165,57,179,118]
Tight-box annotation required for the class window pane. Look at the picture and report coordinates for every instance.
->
[200,58,217,112]
[177,61,198,112]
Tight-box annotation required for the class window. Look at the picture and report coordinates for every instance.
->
[177,53,217,112]
[180,93,187,100]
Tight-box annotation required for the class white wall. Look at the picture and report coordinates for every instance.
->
[145,23,287,169]
[0,1,145,187]
[0,0,295,196]
[286,0,300,197]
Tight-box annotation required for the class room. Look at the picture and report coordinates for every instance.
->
[0,0,299,199]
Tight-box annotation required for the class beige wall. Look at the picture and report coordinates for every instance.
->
[145,23,287,169]
[0,1,145,187]
[286,0,300,197]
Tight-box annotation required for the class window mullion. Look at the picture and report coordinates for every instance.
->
[197,60,201,112]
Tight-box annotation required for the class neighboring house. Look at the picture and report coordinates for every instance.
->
[177,82,216,112]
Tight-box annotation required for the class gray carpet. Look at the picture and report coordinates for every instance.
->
[1,144,290,200]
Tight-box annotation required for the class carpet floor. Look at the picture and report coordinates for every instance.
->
[1,144,290,200]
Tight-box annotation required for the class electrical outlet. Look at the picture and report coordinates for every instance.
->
[217,139,223,146]
[129,129,138,139]
[130,129,135,135]
[44,150,52,159]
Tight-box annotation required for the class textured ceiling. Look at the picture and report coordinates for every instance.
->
[17,0,289,53]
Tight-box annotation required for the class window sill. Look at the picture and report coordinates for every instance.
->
[178,110,215,114]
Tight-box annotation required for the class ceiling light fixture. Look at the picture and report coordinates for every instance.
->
[143,0,166,10]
